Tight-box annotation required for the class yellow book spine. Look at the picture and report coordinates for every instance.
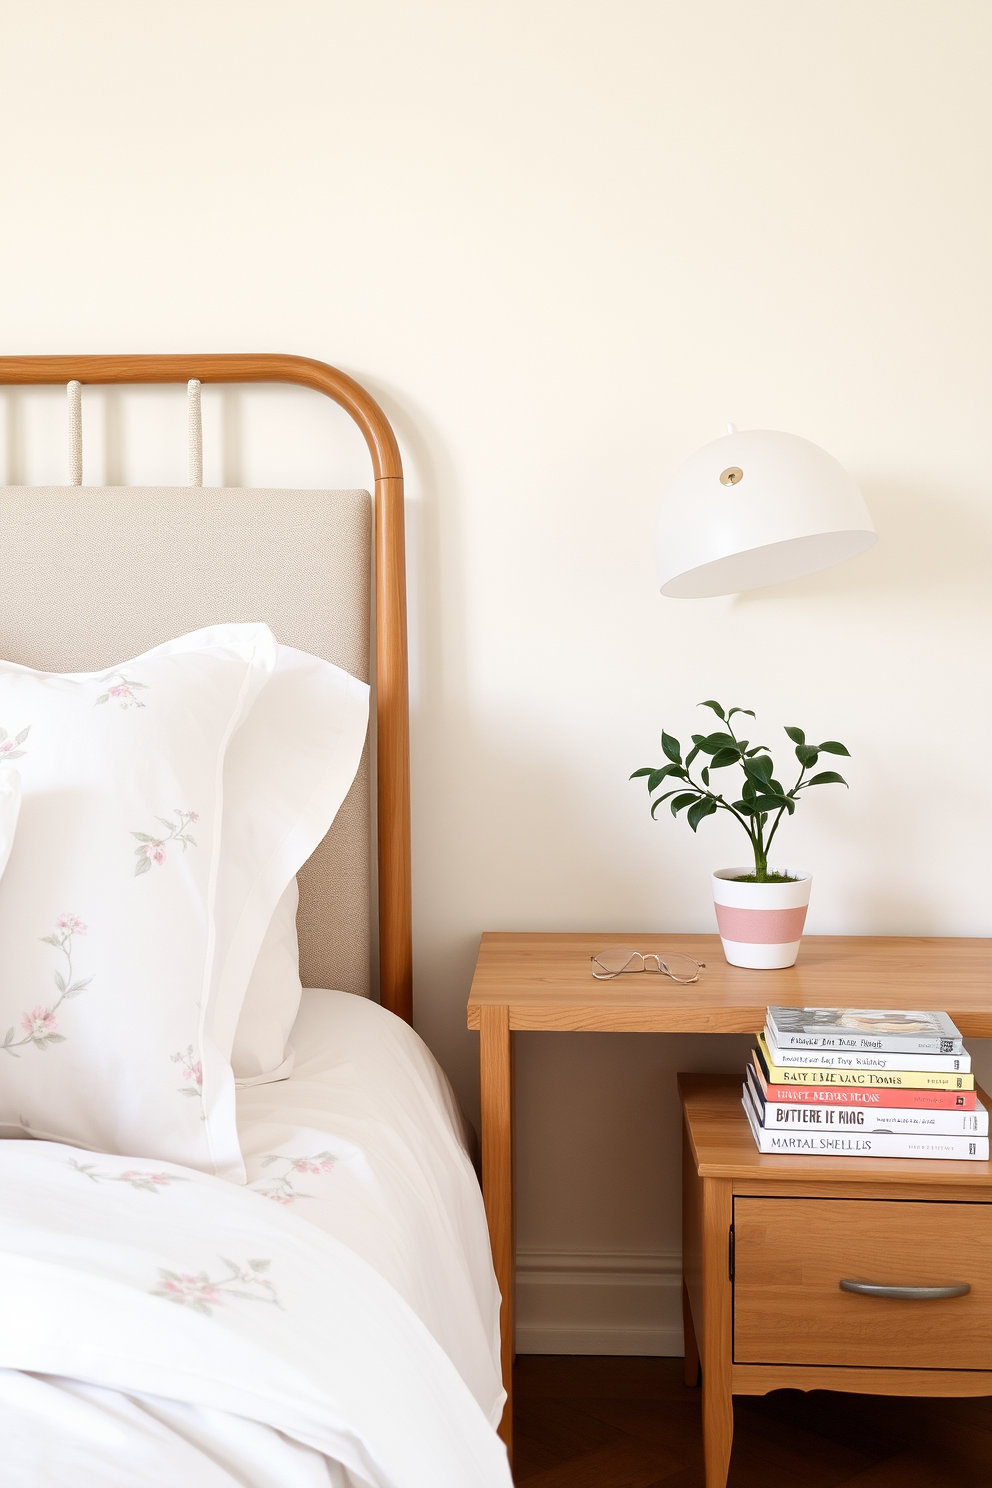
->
[757,1037,974,1091]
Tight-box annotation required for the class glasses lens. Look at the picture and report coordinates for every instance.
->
[591,947,639,978]
[660,954,700,983]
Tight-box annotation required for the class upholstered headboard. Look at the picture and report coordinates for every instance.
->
[0,356,412,1021]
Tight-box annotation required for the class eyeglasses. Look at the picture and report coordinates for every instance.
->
[590,947,704,984]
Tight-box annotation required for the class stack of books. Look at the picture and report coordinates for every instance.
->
[743,1006,988,1160]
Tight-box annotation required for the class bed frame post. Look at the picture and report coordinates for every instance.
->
[0,353,414,1025]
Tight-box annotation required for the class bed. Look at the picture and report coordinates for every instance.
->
[0,355,510,1487]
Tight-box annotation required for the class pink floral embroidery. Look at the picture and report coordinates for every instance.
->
[68,1157,189,1193]
[21,1006,58,1038]
[0,724,30,760]
[95,672,148,710]
[133,810,198,876]
[254,1151,338,1204]
[170,1044,205,1117]
[152,1258,280,1315]
[3,918,93,1057]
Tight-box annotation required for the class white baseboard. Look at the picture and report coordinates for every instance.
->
[515,1246,684,1356]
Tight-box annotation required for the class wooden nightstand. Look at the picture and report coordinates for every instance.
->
[467,931,992,1458]
[680,1072,992,1488]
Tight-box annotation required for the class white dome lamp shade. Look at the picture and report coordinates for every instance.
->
[656,428,877,599]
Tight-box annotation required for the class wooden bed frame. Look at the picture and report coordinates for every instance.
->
[0,353,412,1025]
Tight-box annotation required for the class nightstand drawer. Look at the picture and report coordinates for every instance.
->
[733,1197,992,1370]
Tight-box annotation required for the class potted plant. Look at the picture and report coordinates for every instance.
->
[632,701,850,968]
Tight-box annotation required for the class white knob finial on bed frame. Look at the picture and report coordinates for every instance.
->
[67,380,82,486]
[188,379,203,487]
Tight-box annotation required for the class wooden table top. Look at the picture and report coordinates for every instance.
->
[678,1072,992,1187]
[466,933,992,1036]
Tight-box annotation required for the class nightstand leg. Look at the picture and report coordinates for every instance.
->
[480,1003,514,1460]
[682,1278,700,1387]
[700,1178,734,1488]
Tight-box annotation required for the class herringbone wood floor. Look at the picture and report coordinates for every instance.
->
[514,1356,992,1487]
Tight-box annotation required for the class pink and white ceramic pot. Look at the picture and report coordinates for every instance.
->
[710,868,812,969]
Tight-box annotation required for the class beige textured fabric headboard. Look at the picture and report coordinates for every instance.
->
[0,485,373,996]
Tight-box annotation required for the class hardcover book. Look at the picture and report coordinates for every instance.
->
[742,1086,988,1159]
[745,1066,989,1136]
[761,1028,971,1074]
[766,1006,963,1055]
[750,1059,977,1110]
[755,1036,974,1091]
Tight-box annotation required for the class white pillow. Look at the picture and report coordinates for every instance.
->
[0,767,20,878]
[213,645,369,1083]
[0,625,276,1179]
[232,879,301,1085]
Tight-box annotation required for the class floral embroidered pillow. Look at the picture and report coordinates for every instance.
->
[0,767,19,879]
[0,624,276,1178]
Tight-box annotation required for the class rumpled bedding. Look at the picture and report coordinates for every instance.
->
[0,992,509,1487]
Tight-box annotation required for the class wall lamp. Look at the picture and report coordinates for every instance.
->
[656,427,877,599]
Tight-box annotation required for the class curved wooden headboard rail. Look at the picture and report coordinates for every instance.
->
[0,353,413,1026]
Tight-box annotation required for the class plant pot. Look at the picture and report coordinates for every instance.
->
[710,868,812,969]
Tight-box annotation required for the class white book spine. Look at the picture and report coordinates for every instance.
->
[757,1096,988,1137]
[742,1089,988,1159]
[763,1032,971,1074]
[769,1028,961,1055]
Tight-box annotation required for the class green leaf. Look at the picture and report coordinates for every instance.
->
[698,700,726,720]
[742,755,774,784]
[699,731,738,752]
[661,731,682,765]
[686,797,718,831]
[730,800,757,814]
[248,1258,271,1272]
[805,770,848,787]
[156,816,178,831]
[749,795,785,813]
[727,708,755,721]
[135,855,152,876]
[709,747,740,770]
[648,788,690,814]
[95,694,109,705]
[132,832,154,843]
[795,744,819,767]
[629,767,654,779]
[39,933,61,946]
[784,725,805,745]
[179,1087,202,1097]
[649,764,686,789]
[64,978,93,997]
[651,790,687,817]
[685,744,700,768]
[13,728,29,746]
[817,741,850,756]
[668,792,699,816]
[700,766,710,786]
[53,971,65,994]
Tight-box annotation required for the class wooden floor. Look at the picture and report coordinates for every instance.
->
[514,1356,992,1487]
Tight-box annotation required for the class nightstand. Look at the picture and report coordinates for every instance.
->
[467,931,992,1459]
[680,1072,992,1488]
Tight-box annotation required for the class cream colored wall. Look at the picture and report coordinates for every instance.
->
[2,1,990,1352]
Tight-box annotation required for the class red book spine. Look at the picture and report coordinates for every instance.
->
[756,1068,977,1111]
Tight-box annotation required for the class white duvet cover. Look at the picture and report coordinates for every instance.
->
[0,993,508,1487]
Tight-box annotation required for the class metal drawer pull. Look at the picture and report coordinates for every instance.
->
[840,1279,971,1301]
